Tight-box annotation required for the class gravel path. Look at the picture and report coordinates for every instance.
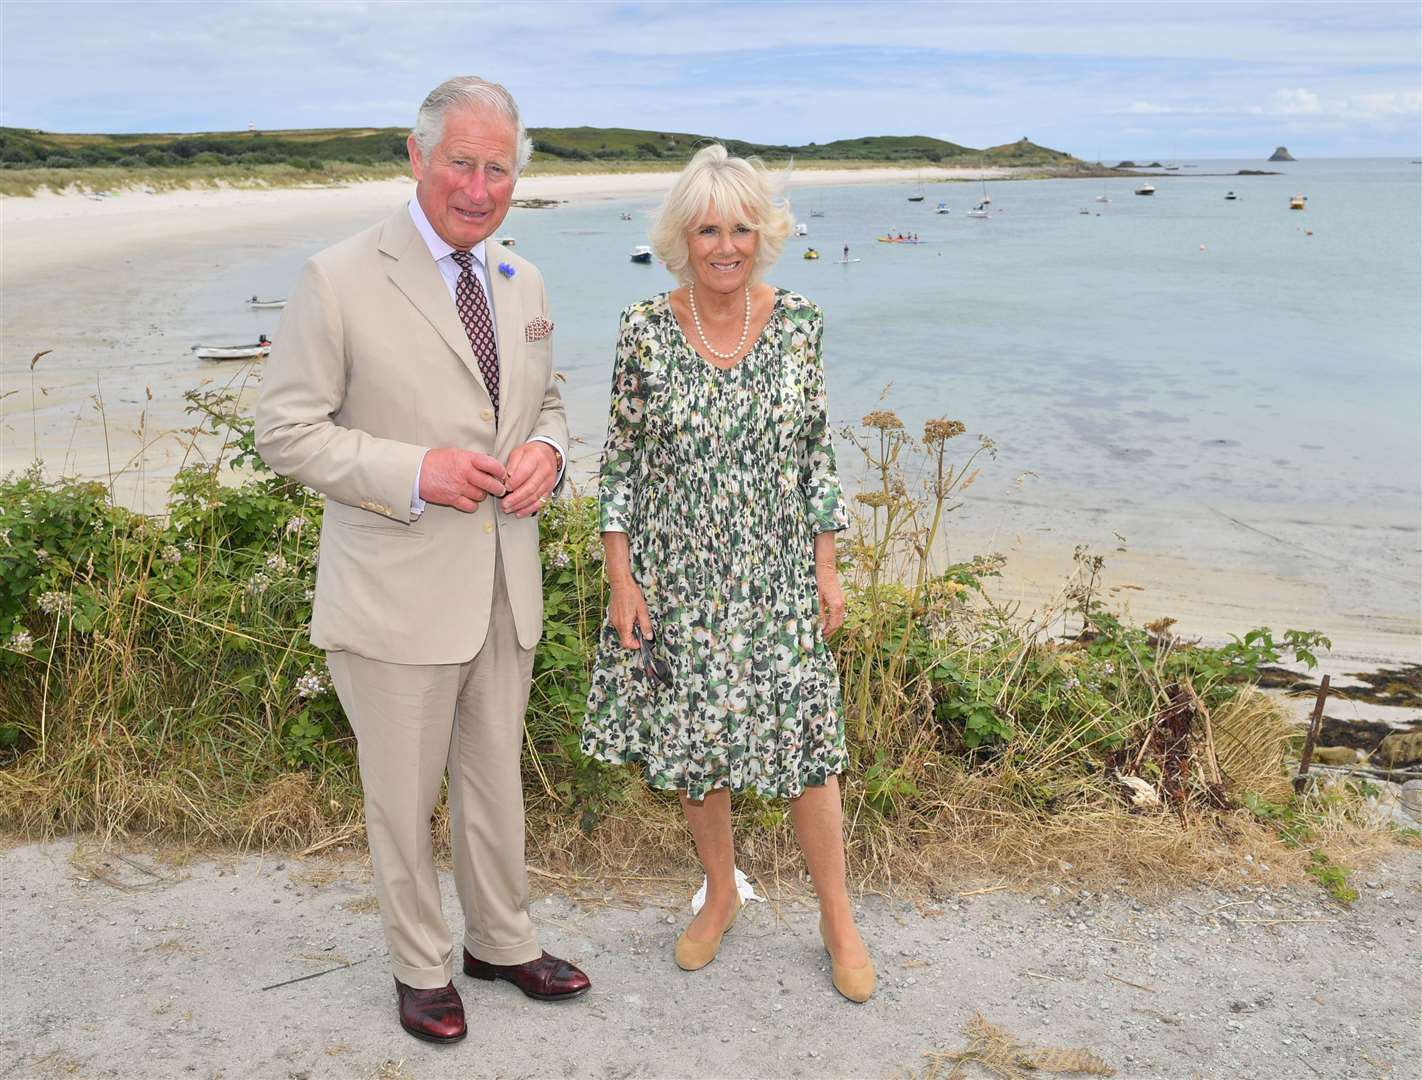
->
[2,839,1418,1079]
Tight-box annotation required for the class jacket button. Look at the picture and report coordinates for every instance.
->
[481,408,494,421]
[484,522,494,534]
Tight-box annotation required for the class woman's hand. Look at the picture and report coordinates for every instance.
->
[609,579,652,649]
[817,566,846,638]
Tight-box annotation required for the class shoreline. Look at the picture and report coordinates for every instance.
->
[3,168,1418,670]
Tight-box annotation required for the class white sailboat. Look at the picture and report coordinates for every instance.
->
[966,176,991,218]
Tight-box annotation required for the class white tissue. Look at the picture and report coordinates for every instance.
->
[690,866,764,914]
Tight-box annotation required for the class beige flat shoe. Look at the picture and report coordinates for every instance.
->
[820,916,876,1003]
[675,899,741,971]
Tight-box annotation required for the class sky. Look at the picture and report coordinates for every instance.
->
[2,1,1419,159]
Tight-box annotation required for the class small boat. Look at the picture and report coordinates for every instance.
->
[1224,191,1237,201]
[1095,194,1110,203]
[619,212,633,221]
[809,208,826,218]
[966,202,989,219]
[1134,184,1155,196]
[907,174,925,202]
[934,202,950,214]
[837,257,862,264]
[629,245,653,264]
[194,335,271,361]
[247,295,286,309]
[876,235,922,244]
[794,222,809,236]
[803,248,820,260]
[1289,194,1306,210]
[1078,207,1091,215]
[496,236,516,247]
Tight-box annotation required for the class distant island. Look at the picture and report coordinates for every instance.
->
[1269,146,1296,161]
[0,125,1084,173]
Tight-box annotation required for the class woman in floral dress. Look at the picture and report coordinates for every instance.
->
[582,144,875,1003]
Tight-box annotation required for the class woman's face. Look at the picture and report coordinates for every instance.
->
[685,207,758,295]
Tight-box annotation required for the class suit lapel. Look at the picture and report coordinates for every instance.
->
[488,255,523,442]
[379,210,493,402]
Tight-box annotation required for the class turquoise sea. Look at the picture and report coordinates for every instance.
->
[35,158,1421,621]
[514,159,1420,616]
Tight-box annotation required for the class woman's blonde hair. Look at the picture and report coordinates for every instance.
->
[649,144,794,283]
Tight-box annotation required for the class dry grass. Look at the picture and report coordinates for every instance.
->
[911,1013,1116,1079]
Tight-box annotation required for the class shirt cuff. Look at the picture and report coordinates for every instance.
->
[411,451,428,519]
[527,435,566,489]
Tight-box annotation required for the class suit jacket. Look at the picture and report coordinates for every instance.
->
[254,206,567,664]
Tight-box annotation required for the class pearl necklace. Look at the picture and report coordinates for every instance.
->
[687,283,751,361]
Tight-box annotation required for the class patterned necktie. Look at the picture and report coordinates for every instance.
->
[449,249,500,423]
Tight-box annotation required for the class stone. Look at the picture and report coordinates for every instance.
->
[1375,731,1422,768]
[1311,746,1363,766]
[1401,780,1422,821]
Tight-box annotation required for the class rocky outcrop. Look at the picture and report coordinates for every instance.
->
[1376,731,1422,768]
[1268,146,1296,161]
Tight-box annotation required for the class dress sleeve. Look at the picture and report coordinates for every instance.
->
[598,307,646,534]
[799,307,849,534]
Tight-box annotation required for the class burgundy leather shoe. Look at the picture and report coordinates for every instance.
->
[463,948,591,1001]
[394,978,466,1043]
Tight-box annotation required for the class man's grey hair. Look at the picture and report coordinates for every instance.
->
[411,76,534,174]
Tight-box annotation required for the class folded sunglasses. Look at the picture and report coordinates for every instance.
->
[632,626,672,689]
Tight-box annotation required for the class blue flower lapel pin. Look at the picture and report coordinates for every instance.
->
[497,262,516,279]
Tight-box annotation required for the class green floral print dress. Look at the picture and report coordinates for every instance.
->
[581,289,850,800]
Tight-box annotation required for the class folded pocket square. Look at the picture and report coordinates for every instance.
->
[525,317,554,342]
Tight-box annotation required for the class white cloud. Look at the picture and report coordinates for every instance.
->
[1268,88,1323,115]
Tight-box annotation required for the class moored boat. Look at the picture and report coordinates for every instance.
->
[194,335,271,361]
[630,245,653,264]
[247,296,286,309]
[803,248,819,260]
[1289,194,1306,210]
[1134,183,1155,196]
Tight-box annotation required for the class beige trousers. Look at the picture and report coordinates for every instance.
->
[327,550,541,989]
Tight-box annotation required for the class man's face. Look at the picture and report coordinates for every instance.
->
[408,108,518,250]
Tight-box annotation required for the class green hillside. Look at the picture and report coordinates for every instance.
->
[0,124,1080,171]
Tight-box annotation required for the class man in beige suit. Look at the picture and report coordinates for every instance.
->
[255,76,589,1044]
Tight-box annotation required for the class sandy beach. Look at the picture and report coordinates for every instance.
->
[2,172,1418,669]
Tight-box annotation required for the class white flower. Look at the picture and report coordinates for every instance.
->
[295,665,331,698]
[182,538,196,552]
[245,572,271,596]
[160,544,182,565]
[1064,676,1081,691]
[1103,662,1116,675]
[284,515,307,536]
[548,545,571,570]
[303,586,315,601]
[37,591,73,615]
[34,548,50,564]
[0,528,10,546]
[265,553,289,573]
[7,629,34,655]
